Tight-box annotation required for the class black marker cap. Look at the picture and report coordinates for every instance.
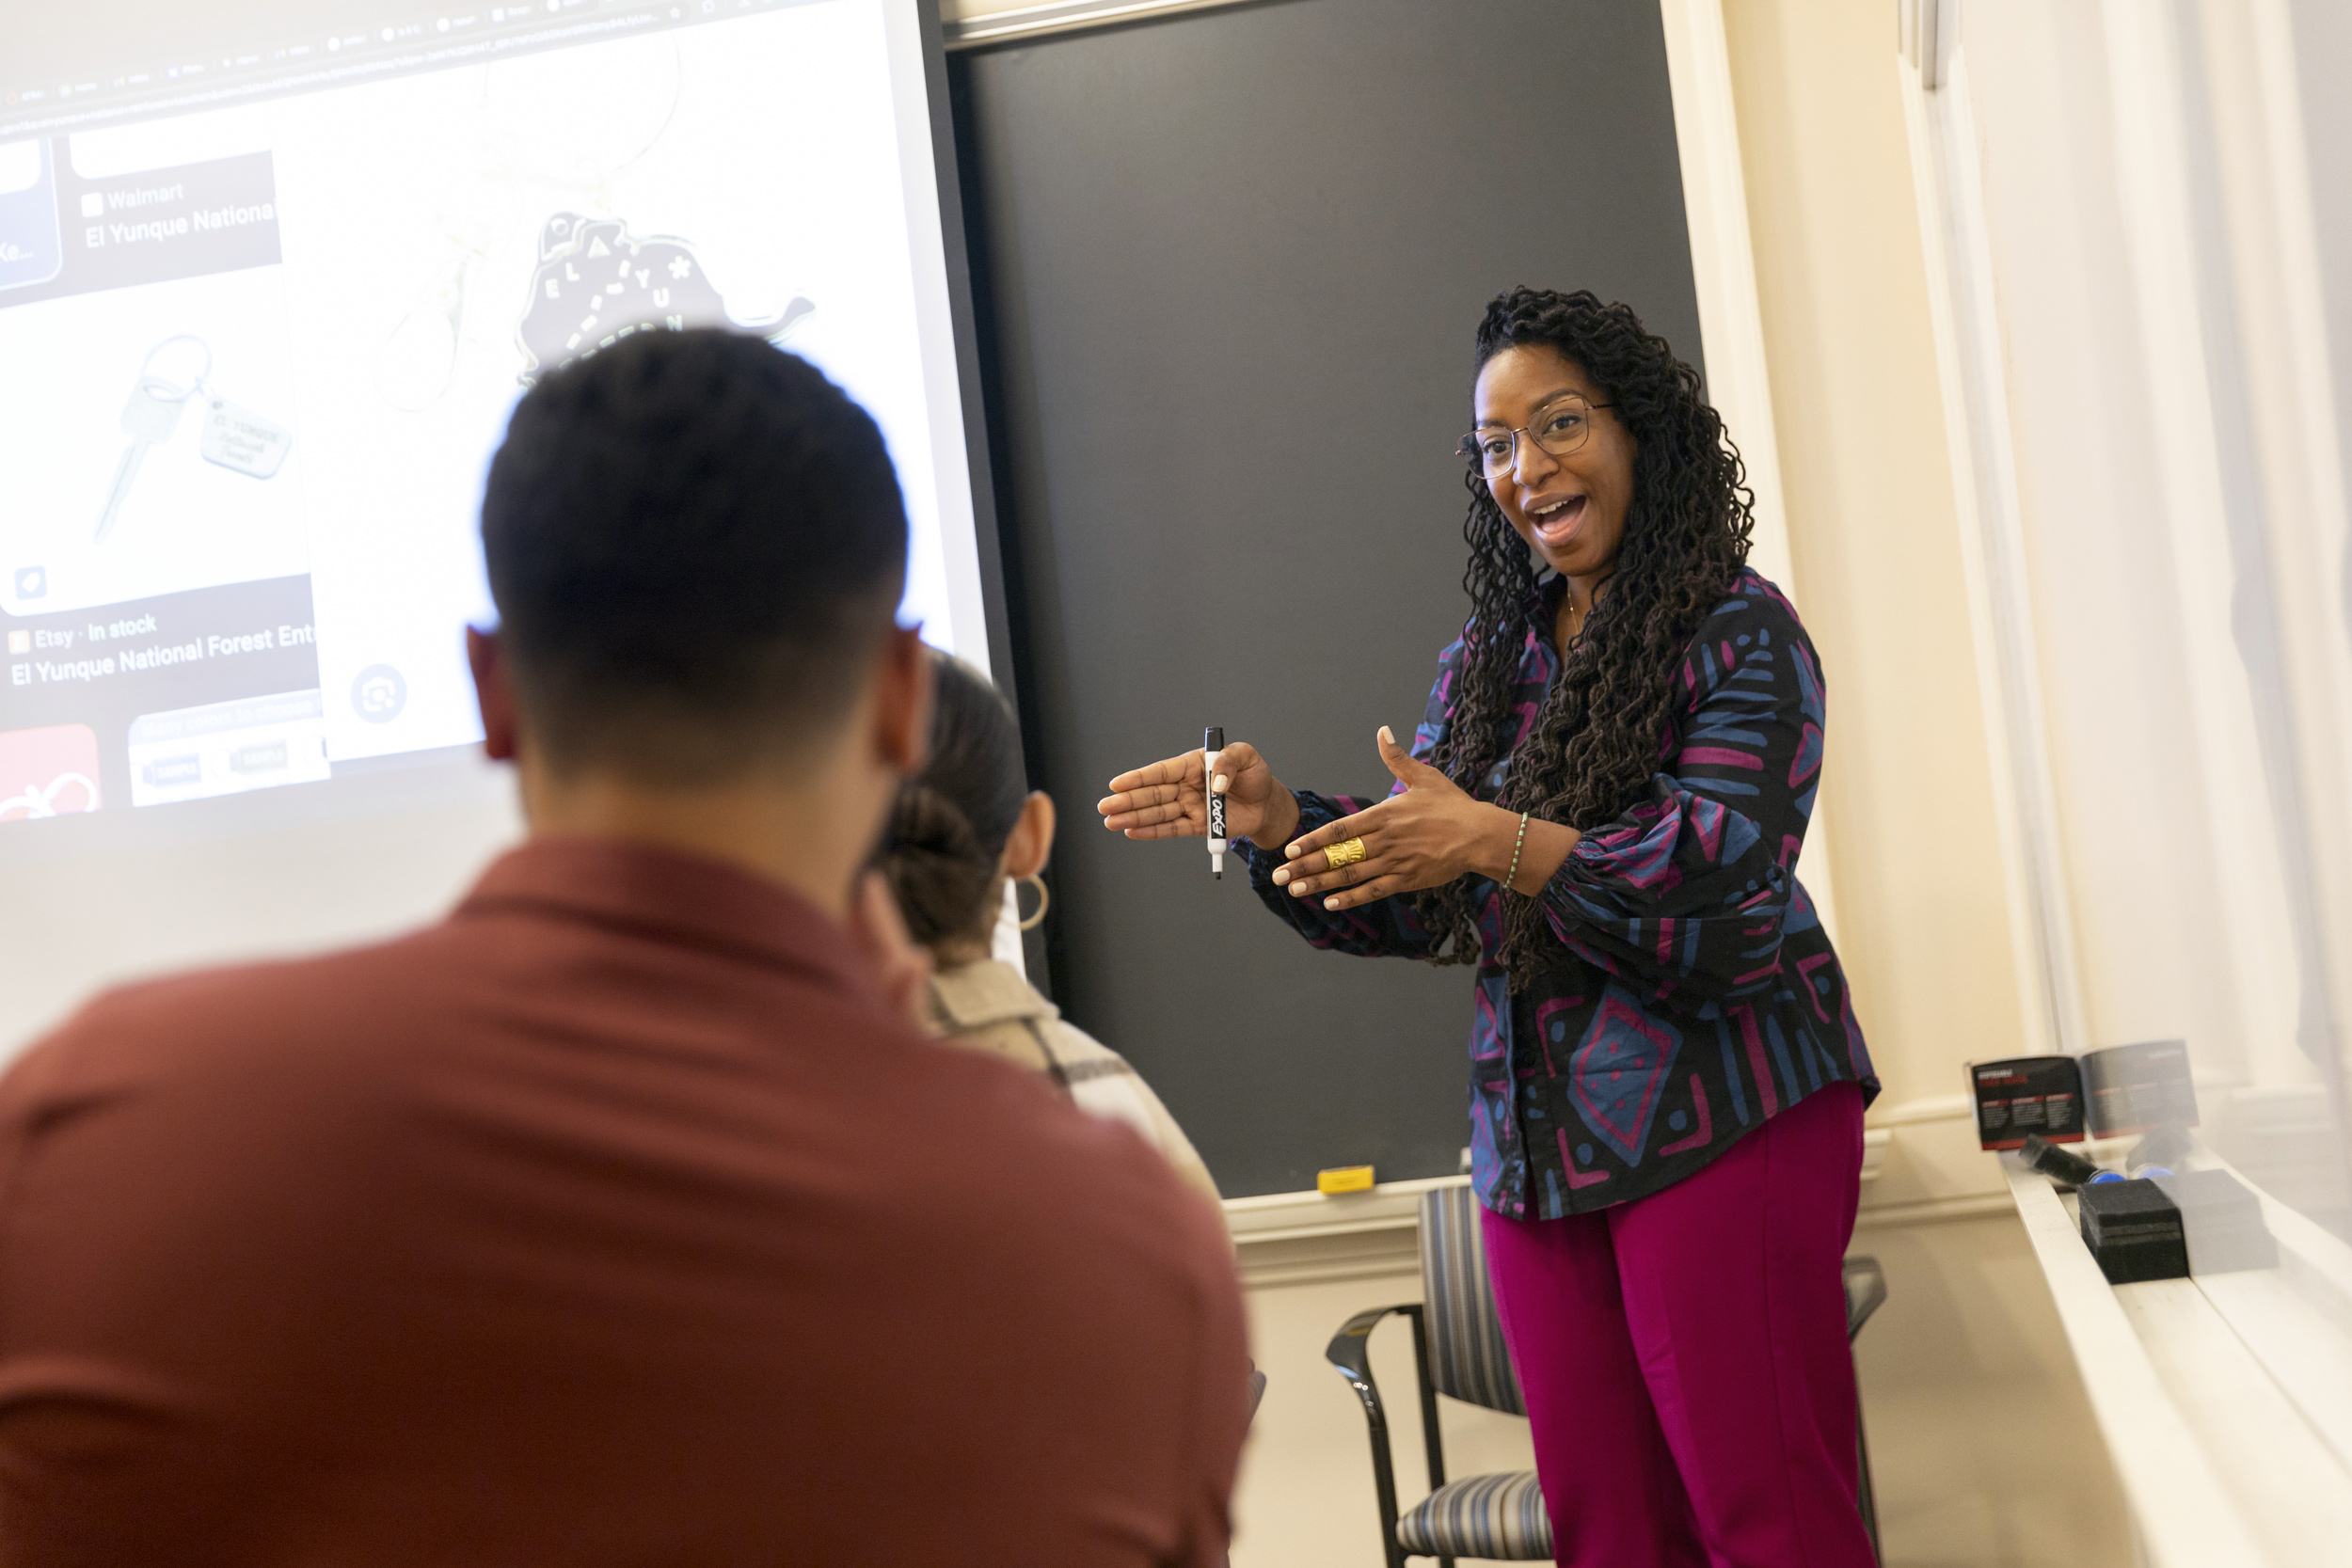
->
[1204,726,1224,752]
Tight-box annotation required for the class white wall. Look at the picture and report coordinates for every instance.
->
[1724,0,2139,1560]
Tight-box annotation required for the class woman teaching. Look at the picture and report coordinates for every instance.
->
[1098,289,1879,1568]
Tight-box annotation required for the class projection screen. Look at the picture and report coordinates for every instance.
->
[0,0,995,1052]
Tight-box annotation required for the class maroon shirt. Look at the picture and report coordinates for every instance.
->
[0,839,1248,1566]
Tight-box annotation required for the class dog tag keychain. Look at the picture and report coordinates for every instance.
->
[94,336,296,544]
[198,390,293,479]
[178,334,293,479]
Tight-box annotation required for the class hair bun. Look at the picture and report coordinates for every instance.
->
[888,780,982,863]
[876,654,1032,953]
[880,781,1000,948]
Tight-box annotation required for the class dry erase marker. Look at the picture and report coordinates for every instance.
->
[1204,725,1227,879]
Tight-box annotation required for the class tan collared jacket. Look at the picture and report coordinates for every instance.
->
[926,958,1222,1206]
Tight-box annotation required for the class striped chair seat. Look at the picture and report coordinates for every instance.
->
[1393,1469,1551,1560]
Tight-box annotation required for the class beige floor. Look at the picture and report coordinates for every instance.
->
[1228,1211,2132,1567]
[1855,1214,2134,1568]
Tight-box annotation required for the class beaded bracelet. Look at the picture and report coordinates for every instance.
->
[1503,810,1531,893]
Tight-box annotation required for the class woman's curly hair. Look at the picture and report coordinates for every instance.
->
[1410,288,1754,984]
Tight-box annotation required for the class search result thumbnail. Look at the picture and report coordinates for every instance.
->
[0,575,324,822]
[0,135,279,309]
[0,723,99,823]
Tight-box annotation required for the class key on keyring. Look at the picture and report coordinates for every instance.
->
[96,376,186,544]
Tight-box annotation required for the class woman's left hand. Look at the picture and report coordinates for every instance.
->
[1272,727,1515,911]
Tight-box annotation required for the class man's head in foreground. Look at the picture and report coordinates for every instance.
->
[469,329,929,913]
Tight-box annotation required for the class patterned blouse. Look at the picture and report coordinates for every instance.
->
[1235,568,1878,1219]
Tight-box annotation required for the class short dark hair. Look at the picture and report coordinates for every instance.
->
[879,654,1028,951]
[481,329,908,782]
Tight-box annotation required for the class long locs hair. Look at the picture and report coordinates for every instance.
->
[1411,288,1755,984]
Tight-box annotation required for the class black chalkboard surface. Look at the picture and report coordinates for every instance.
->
[951,0,1705,1197]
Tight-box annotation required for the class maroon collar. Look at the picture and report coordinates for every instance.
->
[455,836,882,1004]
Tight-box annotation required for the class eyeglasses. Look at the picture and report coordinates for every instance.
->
[1459,394,1614,477]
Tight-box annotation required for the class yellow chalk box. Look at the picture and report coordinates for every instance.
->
[1316,1165,1375,1195]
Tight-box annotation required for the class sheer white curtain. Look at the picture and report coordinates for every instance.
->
[1900,0,2352,1233]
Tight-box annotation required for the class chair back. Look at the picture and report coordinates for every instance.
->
[1417,1186,1526,1417]
[1843,1254,1886,1339]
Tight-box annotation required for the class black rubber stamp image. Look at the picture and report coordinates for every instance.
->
[516,213,814,386]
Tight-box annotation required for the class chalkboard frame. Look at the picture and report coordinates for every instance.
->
[944,0,1804,1196]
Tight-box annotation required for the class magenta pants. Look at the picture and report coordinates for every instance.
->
[1481,1082,1872,1568]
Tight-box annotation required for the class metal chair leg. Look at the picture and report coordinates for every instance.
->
[1856,1398,1882,1563]
[1328,1305,1422,1568]
[1404,1307,1454,1568]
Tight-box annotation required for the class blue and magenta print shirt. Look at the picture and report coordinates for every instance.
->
[1234,568,1878,1218]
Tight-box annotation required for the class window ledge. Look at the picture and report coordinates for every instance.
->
[2005,1163,2352,1567]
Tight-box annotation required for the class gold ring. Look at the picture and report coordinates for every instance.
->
[1326,836,1368,870]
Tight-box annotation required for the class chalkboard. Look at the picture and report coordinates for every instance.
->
[950,0,1705,1196]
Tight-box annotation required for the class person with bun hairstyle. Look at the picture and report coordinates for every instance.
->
[1099,290,1879,1568]
[883,653,1220,1206]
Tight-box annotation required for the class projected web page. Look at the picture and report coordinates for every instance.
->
[0,0,981,831]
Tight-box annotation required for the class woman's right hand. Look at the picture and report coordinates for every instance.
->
[1098,740,1300,849]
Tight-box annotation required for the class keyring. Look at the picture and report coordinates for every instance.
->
[139,334,213,403]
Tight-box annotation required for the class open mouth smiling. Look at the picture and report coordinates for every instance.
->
[1526,492,1588,546]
